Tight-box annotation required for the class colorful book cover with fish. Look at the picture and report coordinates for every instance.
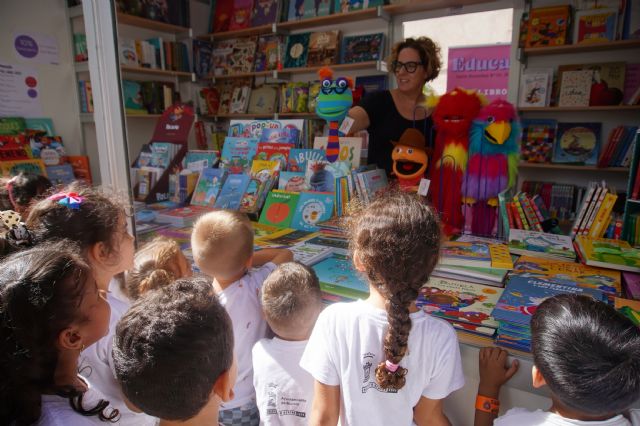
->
[290,191,335,232]
[312,253,369,300]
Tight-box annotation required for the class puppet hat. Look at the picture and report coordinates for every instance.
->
[391,128,426,150]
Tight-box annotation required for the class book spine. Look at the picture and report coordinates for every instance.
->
[520,193,543,231]
[530,195,545,222]
[78,81,87,113]
[513,195,530,230]
[510,202,524,229]
[599,126,623,167]
[632,165,640,200]
[506,202,516,230]
[85,81,94,113]
[489,244,513,269]
[571,183,596,237]
[621,135,636,168]
[588,193,618,238]
[580,186,607,236]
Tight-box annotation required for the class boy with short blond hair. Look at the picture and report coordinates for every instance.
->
[253,262,324,425]
[191,210,292,425]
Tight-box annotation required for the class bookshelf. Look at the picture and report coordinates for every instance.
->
[622,131,640,244]
[522,39,640,57]
[519,105,640,112]
[518,163,629,173]
[121,65,195,80]
[208,61,385,81]
[116,12,191,34]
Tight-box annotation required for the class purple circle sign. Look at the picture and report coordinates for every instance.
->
[27,89,38,98]
[15,35,39,58]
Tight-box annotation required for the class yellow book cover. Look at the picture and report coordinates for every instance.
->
[575,236,640,273]
[489,244,514,269]
[589,193,618,238]
[0,159,46,177]
[250,159,280,181]
[514,255,621,295]
[614,297,640,326]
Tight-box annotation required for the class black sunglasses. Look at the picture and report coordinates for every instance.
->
[391,61,424,73]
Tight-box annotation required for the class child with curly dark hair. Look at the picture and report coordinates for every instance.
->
[0,241,117,425]
[113,277,236,426]
[300,190,464,425]
[475,294,640,426]
[26,183,151,425]
[0,172,52,216]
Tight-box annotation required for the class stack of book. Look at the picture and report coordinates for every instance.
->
[416,277,504,338]
[598,126,638,168]
[492,275,608,352]
[119,38,190,72]
[574,236,640,273]
[508,228,577,261]
[570,181,619,239]
[122,80,177,115]
[521,181,576,223]
[312,253,369,304]
[134,142,181,202]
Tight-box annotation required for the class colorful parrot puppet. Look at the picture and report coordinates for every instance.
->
[391,128,428,190]
[462,99,520,236]
[315,67,353,163]
[429,88,485,235]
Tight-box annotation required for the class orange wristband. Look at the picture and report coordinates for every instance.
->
[475,394,499,415]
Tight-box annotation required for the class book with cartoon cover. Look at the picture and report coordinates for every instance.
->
[312,253,369,300]
[259,190,300,228]
[305,160,351,193]
[228,119,305,144]
[213,174,251,210]
[440,241,513,269]
[520,119,556,163]
[417,277,503,329]
[255,35,282,72]
[284,33,310,69]
[340,33,384,64]
[508,229,576,260]
[251,0,280,26]
[290,191,335,232]
[614,297,640,326]
[255,142,293,170]
[307,30,340,67]
[575,236,640,273]
[219,137,259,174]
[191,167,227,208]
[288,148,326,172]
[552,122,601,165]
[279,171,307,192]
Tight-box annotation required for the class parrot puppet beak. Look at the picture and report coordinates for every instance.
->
[484,121,511,145]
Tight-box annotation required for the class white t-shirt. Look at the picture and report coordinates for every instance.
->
[218,262,277,410]
[252,337,314,425]
[300,300,465,426]
[78,290,156,426]
[495,408,640,426]
[37,376,120,425]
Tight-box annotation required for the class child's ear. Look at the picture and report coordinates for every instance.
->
[88,241,110,265]
[213,369,235,402]
[531,365,547,388]
[353,250,366,272]
[57,327,84,352]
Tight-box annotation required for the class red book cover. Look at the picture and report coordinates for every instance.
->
[255,142,293,170]
[212,0,234,32]
[525,5,571,48]
[598,126,623,167]
[228,0,254,31]
[506,202,515,230]
[67,155,92,184]
[631,167,640,200]
[0,135,31,161]
[510,202,524,229]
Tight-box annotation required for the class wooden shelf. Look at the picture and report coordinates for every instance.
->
[382,0,493,14]
[208,61,383,80]
[199,24,273,41]
[519,105,640,112]
[116,12,191,34]
[278,7,381,31]
[523,39,640,56]
[518,162,629,172]
[121,65,193,79]
[80,113,163,123]
[209,70,275,80]
[202,112,317,119]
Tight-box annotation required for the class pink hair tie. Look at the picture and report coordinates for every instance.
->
[6,180,17,211]
[48,192,85,210]
[385,360,399,373]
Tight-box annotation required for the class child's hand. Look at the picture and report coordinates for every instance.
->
[478,347,519,397]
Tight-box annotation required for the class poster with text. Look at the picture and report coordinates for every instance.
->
[447,44,510,102]
[0,61,43,117]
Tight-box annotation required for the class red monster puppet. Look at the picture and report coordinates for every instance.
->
[430,88,485,235]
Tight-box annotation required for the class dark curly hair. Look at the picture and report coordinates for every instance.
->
[113,276,234,421]
[26,182,127,259]
[347,190,441,390]
[388,37,442,83]
[0,241,118,425]
[531,294,640,416]
[0,172,52,213]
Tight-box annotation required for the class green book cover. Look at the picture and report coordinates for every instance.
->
[0,117,26,135]
[259,190,300,228]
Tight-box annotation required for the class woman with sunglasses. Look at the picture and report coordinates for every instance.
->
[348,37,441,175]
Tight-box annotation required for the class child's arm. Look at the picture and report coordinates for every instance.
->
[414,397,451,426]
[474,347,519,426]
[251,248,293,267]
[309,381,340,426]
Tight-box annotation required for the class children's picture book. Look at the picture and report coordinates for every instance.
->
[229,82,252,114]
[212,40,234,76]
[508,229,576,260]
[284,33,310,69]
[574,8,617,45]
[524,5,571,48]
[228,0,254,31]
[520,119,557,163]
[228,119,305,143]
[191,167,227,207]
[259,190,300,228]
[228,37,258,75]
[356,168,389,204]
[260,126,302,144]
[514,255,621,296]
[67,155,92,184]
[251,221,282,240]
[340,33,384,63]
[440,241,513,269]
[192,39,214,79]
[25,118,55,136]
[575,236,640,273]
[614,297,640,326]
[312,253,369,301]
[119,38,139,67]
[219,137,259,174]
[313,136,363,168]
[247,85,278,115]
[279,171,308,192]
[122,80,146,114]
[155,205,212,228]
[333,0,383,13]
[255,142,293,170]
[307,31,340,67]
[623,272,640,300]
[183,150,219,171]
[305,160,351,193]
[0,135,31,161]
[290,191,335,232]
[0,159,46,178]
[416,277,504,328]
[213,173,251,210]
[553,122,601,165]
[519,68,553,107]
[493,276,608,325]
[255,35,282,72]
[288,148,326,172]
[29,135,65,165]
[255,228,317,247]
[251,0,280,26]
[558,70,594,107]
[45,164,76,186]
[280,82,309,114]
[289,0,332,20]
[290,242,334,266]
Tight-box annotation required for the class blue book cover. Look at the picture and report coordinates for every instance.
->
[192,39,214,79]
[312,253,369,297]
[333,0,383,13]
[284,33,310,69]
[290,191,334,232]
[288,148,326,172]
[46,164,76,186]
[214,174,251,210]
[552,122,602,165]
[252,0,280,25]
[220,137,259,174]
[122,80,146,114]
[183,150,219,170]
[25,118,55,136]
[191,167,227,207]
[340,33,384,64]
[288,0,331,20]
[279,171,307,191]
[492,275,608,325]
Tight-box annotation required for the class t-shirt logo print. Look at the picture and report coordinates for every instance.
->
[266,383,278,415]
[361,352,398,394]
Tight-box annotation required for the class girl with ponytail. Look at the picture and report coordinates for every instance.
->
[301,190,464,425]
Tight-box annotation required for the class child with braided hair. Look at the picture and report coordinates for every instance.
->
[300,190,464,426]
